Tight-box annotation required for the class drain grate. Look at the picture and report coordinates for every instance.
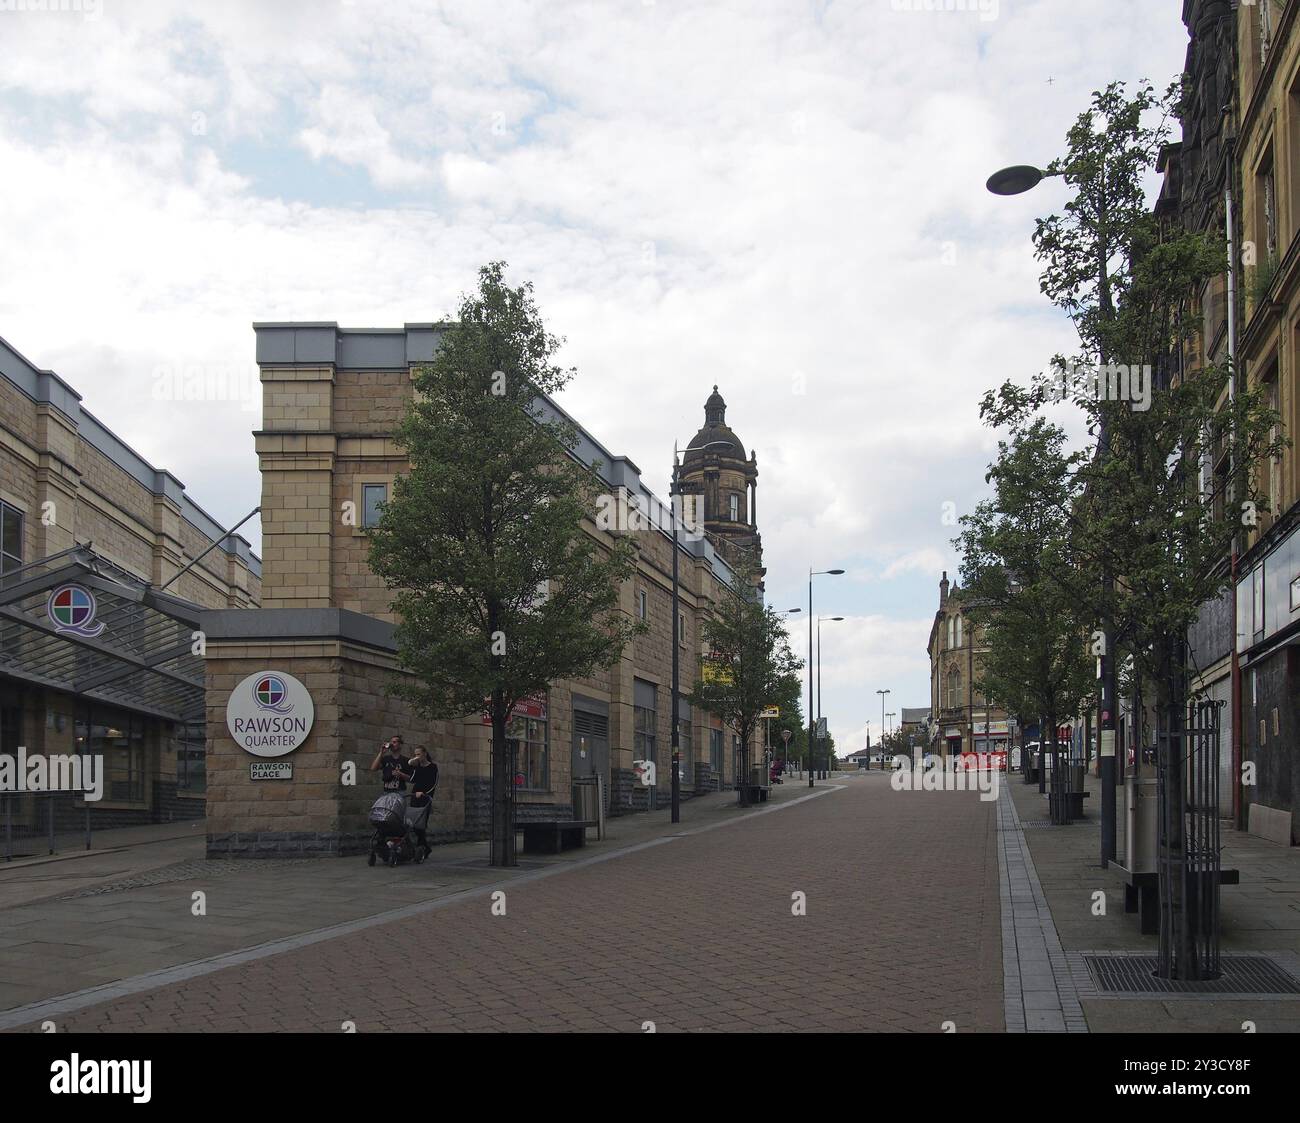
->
[1084,954,1300,996]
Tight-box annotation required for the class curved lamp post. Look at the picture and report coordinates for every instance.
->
[808,568,845,787]
[986,157,1117,864]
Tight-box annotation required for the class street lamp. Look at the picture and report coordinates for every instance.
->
[808,568,845,788]
[670,438,731,824]
[876,688,890,769]
[816,616,844,778]
[987,158,1118,859]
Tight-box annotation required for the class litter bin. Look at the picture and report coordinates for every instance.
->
[572,777,600,824]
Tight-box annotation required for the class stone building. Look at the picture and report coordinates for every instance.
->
[202,324,766,856]
[1195,0,1298,843]
[0,333,260,841]
[927,572,1008,759]
[676,385,763,584]
[1168,0,1241,823]
[1167,0,1299,844]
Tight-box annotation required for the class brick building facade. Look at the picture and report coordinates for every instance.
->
[202,323,765,857]
[0,333,260,841]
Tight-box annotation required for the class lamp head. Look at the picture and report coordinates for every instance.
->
[985,164,1046,196]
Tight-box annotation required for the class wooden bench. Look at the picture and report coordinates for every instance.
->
[515,820,594,854]
[1114,864,1240,935]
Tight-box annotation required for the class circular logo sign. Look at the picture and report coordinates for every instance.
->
[226,670,314,757]
[47,584,105,638]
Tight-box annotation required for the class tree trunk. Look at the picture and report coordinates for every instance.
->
[490,692,515,867]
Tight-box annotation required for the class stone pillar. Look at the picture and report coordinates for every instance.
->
[257,365,336,608]
[32,404,79,557]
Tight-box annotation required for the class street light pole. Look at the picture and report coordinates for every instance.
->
[816,616,843,778]
[808,569,845,787]
[670,437,732,823]
[670,449,681,824]
[987,159,1118,866]
[876,688,890,767]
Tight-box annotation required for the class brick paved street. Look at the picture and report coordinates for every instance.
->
[9,774,1004,1033]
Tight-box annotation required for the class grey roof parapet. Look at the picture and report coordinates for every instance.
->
[0,333,261,580]
[252,322,739,591]
[201,607,397,651]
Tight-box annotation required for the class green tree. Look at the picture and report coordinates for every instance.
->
[368,262,643,866]
[988,80,1287,971]
[956,418,1095,809]
[688,563,803,805]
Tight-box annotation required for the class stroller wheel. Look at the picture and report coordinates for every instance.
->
[367,851,376,867]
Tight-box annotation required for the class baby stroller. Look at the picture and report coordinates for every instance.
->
[367,791,428,867]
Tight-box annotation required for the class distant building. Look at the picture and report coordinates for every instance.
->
[927,572,1009,758]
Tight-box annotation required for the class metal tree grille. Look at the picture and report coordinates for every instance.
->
[1156,697,1222,981]
[1048,734,1075,825]
[1084,954,1299,996]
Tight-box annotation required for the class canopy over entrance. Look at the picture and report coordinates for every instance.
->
[0,546,206,723]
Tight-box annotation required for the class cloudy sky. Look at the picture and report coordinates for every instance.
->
[1,0,1190,752]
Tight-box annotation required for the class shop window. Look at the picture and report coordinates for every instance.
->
[676,716,692,776]
[0,501,22,574]
[508,706,548,790]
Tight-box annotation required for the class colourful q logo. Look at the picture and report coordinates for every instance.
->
[47,584,105,638]
[253,674,292,713]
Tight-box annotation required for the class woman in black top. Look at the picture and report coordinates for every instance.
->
[407,747,438,857]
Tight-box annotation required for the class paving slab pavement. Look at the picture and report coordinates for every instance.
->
[1008,768,1300,1033]
[2,770,1006,1033]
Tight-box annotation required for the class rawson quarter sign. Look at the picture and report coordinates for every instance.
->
[226,671,314,757]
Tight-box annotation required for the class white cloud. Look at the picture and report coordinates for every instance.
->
[0,0,1189,737]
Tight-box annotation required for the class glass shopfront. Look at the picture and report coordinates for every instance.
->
[76,701,149,804]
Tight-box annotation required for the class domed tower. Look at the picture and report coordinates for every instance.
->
[677,385,763,584]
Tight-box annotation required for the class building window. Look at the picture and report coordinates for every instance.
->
[362,483,387,529]
[637,589,648,620]
[508,706,549,790]
[634,705,656,765]
[955,615,963,648]
[729,493,740,521]
[78,703,147,804]
[710,727,724,773]
[677,710,692,777]
[678,612,687,648]
[634,678,657,769]
[174,722,206,794]
[947,668,961,711]
[0,501,23,574]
